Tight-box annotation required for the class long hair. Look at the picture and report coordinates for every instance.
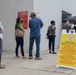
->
[15,17,21,29]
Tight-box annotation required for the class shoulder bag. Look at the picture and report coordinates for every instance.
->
[15,29,24,37]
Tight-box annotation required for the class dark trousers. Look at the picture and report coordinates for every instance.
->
[29,36,40,58]
[0,38,2,64]
[49,35,55,52]
[15,37,24,56]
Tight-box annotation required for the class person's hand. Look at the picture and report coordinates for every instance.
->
[0,28,2,33]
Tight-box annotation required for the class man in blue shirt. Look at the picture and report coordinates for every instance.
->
[29,12,43,60]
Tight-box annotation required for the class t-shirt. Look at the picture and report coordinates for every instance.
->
[62,24,71,33]
[0,22,4,39]
[29,17,43,37]
[47,25,56,36]
[17,24,22,30]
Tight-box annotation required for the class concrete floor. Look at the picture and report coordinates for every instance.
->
[0,50,76,75]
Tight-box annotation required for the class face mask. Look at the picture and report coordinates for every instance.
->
[52,25,55,29]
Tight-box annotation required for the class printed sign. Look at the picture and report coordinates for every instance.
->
[18,11,28,29]
[57,34,76,69]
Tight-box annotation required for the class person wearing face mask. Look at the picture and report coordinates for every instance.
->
[47,20,56,54]
[15,17,27,59]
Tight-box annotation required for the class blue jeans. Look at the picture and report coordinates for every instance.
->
[0,38,2,64]
[29,36,40,58]
[15,37,24,56]
[49,35,55,51]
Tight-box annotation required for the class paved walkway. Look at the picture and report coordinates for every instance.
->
[0,50,76,75]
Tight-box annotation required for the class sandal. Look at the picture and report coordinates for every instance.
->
[0,66,5,69]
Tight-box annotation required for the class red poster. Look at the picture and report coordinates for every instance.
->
[18,11,28,29]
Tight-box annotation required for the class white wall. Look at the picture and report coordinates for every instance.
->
[34,0,62,51]
[0,0,33,51]
[1,0,76,52]
[62,0,76,16]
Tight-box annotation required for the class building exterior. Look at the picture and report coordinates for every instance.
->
[0,0,76,52]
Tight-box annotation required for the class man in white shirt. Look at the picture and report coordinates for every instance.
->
[0,21,5,69]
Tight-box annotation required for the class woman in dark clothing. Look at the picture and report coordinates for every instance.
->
[15,17,27,59]
[47,20,56,54]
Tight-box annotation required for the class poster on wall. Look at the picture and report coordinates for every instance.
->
[18,11,28,29]
[57,32,76,70]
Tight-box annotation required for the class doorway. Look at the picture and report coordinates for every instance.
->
[62,10,72,23]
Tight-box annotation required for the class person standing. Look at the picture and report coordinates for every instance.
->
[62,20,71,33]
[0,19,5,69]
[29,12,43,60]
[47,20,56,54]
[15,17,27,59]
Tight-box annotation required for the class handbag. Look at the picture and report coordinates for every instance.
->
[15,29,24,37]
[46,35,49,39]
[46,29,49,39]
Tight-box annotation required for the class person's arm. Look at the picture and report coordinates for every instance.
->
[55,27,56,33]
[0,22,4,33]
[29,20,31,28]
[40,19,43,28]
[0,28,2,33]
[46,27,49,36]
[20,24,24,32]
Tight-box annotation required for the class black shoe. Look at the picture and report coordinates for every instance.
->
[29,56,33,59]
[49,50,51,53]
[35,57,42,60]
[52,52,56,54]
[0,66,5,69]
